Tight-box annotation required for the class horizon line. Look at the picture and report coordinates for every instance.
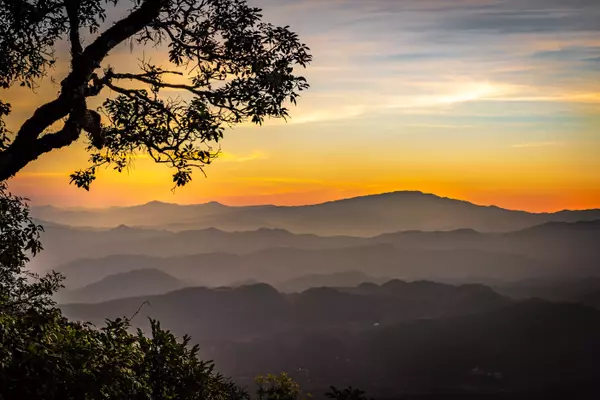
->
[31,190,600,215]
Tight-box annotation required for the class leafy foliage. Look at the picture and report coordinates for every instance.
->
[0,186,324,399]
[0,3,367,399]
[0,0,311,187]
[256,373,306,400]
[0,309,250,399]
[325,387,371,400]
[0,182,62,315]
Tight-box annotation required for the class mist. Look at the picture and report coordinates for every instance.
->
[31,191,600,398]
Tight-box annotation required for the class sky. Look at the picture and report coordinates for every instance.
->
[4,0,600,211]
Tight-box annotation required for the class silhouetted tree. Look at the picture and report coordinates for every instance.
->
[326,386,371,400]
[0,0,313,398]
[256,373,309,400]
[0,186,319,399]
[0,0,311,187]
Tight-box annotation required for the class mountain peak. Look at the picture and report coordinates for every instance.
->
[327,190,435,203]
[203,201,225,207]
[136,200,174,208]
[110,224,135,231]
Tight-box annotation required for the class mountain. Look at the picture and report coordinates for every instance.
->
[213,300,600,398]
[35,217,600,289]
[499,220,600,273]
[31,191,600,236]
[59,285,600,398]
[54,244,544,291]
[28,224,172,271]
[55,269,187,304]
[60,281,510,342]
[55,253,239,288]
[30,201,228,229]
[371,220,600,277]
[32,225,364,271]
[276,271,388,293]
[494,277,600,302]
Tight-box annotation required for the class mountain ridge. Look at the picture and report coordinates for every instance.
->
[56,268,186,304]
[33,190,600,214]
[30,191,600,236]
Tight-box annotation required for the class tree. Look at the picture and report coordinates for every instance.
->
[0,182,62,315]
[0,0,313,398]
[325,387,371,400]
[255,373,307,400]
[0,0,311,188]
[0,186,311,400]
[0,3,367,399]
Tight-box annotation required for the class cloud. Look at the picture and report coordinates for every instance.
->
[485,92,600,104]
[511,141,564,148]
[5,0,600,210]
[288,105,367,124]
[218,151,270,163]
[441,11,599,34]
[405,123,475,129]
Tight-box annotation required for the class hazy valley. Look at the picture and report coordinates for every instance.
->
[26,191,600,398]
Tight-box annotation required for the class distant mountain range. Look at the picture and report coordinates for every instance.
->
[277,271,389,293]
[60,283,600,397]
[35,219,600,288]
[61,280,511,342]
[36,190,600,399]
[31,191,600,236]
[54,245,546,290]
[27,190,600,322]
[23,189,600,399]
[55,269,186,304]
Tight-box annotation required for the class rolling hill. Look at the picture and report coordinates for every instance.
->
[32,219,600,278]
[54,244,545,290]
[32,225,364,270]
[60,281,511,342]
[55,268,186,304]
[59,285,600,398]
[43,219,600,293]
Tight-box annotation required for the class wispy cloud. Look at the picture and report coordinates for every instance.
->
[511,141,564,148]
[218,151,270,163]
[405,123,475,129]
[4,0,600,210]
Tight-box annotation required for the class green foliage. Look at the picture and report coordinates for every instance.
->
[0,184,247,399]
[0,182,62,315]
[0,3,364,399]
[0,186,371,400]
[325,387,371,400]
[255,373,307,400]
[0,309,249,399]
[0,0,311,185]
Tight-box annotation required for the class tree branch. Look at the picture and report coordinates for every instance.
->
[0,0,168,182]
[65,0,83,67]
[110,71,210,97]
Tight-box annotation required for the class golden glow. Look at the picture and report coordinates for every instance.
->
[3,1,600,213]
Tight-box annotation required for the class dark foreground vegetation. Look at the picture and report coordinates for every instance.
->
[0,185,368,400]
[62,282,600,399]
[2,0,599,398]
[5,181,600,399]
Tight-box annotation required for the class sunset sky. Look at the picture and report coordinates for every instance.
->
[4,0,600,212]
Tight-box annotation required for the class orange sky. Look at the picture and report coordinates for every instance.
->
[3,0,600,212]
